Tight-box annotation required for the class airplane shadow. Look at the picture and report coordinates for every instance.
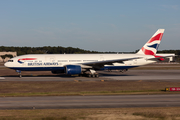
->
[98,73,134,77]
[1,74,78,78]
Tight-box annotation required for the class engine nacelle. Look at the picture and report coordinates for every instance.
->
[65,65,82,75]
[51,70,65,74]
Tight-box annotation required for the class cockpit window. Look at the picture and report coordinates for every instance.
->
[8,60,13,62]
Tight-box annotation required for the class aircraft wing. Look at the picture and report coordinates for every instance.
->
[81,57,141,68]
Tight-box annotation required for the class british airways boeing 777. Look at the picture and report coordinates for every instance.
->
[4,29,173,77]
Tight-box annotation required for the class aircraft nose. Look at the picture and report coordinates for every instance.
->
[4,62,9,67]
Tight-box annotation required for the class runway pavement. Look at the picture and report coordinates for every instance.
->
[0,94,180,109]
[101,70,180,81]
[1,70,180,81]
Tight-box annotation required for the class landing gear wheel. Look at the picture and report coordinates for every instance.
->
[91,74,95,78]
[88,74,92,78]
[95,74,99,78]
[19,74,22,78]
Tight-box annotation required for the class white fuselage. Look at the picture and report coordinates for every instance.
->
[4,54,156,71]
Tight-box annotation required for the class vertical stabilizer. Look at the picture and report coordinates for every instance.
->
[137,29,165,55]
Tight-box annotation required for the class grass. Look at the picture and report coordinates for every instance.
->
[0,90,167,97]
[133,111,168,119]
[0,107,180,120]
[0,81,180,97]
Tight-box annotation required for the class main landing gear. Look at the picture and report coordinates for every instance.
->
[88,74,99,78]
[88,69,99,77]
[81,69,99,78]
[119,69,128,73]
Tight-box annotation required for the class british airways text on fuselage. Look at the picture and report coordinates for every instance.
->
[28,62,59,66]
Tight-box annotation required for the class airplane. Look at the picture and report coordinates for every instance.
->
[4,29,173,77]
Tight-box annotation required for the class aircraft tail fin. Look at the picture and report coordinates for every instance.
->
[137,29,165,56]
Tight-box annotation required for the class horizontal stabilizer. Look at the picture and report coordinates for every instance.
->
[147,55,175,61]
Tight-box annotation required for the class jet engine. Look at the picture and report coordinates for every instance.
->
[65,65,82,75]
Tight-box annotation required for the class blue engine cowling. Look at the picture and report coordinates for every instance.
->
[65,65,82,75]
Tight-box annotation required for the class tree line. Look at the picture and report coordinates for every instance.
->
[157,50,180,55]
[0,46,180,55]
[0,46,99,56]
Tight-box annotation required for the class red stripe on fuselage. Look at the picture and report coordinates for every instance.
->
[18,58,37,61]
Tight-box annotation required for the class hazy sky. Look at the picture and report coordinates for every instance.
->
[0,0,180,52]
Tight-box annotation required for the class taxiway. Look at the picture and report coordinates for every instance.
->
[0,94,180,109]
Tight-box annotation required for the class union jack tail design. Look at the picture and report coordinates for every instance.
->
[137,29,165,56]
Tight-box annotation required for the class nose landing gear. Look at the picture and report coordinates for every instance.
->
[16,70,22,78]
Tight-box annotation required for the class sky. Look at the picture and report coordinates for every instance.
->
[0,0,180,52]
